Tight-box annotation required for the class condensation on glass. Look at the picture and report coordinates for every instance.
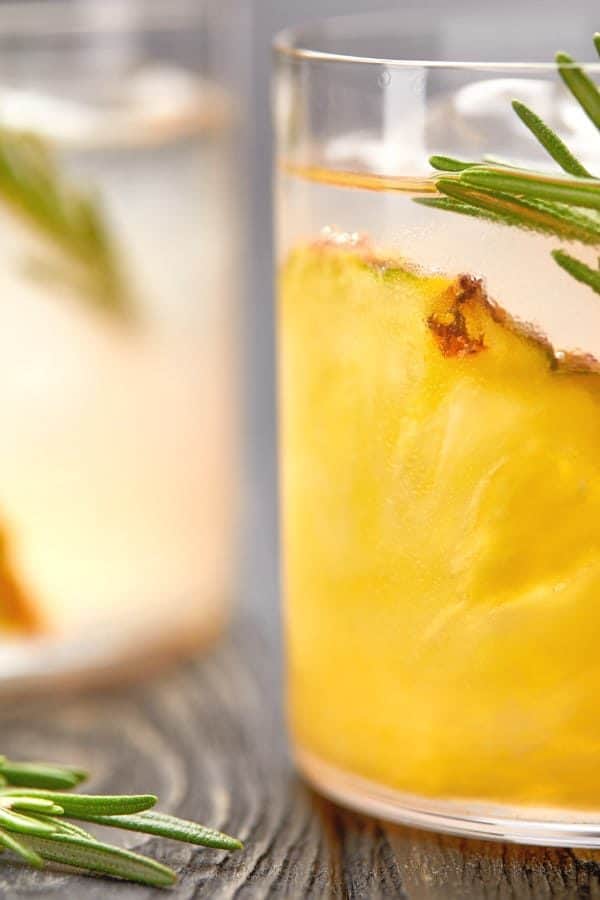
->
[275,13,600,847]
[0,0,243,687]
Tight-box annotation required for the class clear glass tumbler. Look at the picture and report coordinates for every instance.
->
[275,15,600,846]
[0,0,243,688]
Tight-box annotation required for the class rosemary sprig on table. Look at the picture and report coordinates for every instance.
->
[0,755,242,888]
[0,128,130,318]
[417,33,600,296]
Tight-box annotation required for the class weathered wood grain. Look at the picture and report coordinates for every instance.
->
[1,608,600,899]
[1,492,600,900]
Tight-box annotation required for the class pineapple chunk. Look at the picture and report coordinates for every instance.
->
[0,527,39,633]
[280,239,600,809]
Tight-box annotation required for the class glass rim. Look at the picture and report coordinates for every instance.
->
[0,0,206,37]
[274,13,600,73]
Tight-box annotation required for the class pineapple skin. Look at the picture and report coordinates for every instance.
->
[279,241,600,809]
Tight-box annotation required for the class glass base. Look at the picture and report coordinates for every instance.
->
[296,747,600,848]
[0,594,229,695]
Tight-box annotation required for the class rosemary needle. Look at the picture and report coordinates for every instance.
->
[556,51,600,131]
[0,789,157,816]
[18,833,177,888]
[552,249,600,296]
[458,168,600,211]
[0,757,87,790]
[511,99,591,177]
[0,128,131,319]
[75,809,244,852]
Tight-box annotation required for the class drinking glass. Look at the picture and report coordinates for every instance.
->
[0,0,243,688]
[275,14,600,846]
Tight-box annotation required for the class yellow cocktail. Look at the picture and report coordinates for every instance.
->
[281,233,600,812]
[275,18,600,843]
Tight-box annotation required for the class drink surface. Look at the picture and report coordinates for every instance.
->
[0,69,237,638]
[279,163,600,809]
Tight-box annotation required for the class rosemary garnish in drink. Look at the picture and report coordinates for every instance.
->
[417,33,600,296]
[0,128,130,318]
[0,754,242,888]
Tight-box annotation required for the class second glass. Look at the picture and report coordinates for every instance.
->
[0,0,241,685]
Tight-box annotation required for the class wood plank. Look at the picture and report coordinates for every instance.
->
[1,609,600,898]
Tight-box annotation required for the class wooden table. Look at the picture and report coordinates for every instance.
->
[1,520,600,898]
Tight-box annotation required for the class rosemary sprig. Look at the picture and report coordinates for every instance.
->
[423,34,600,297]
[0,755,242,888]
[0,128,130,319]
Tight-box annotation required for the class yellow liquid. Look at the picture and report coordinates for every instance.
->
[279,176,600,810]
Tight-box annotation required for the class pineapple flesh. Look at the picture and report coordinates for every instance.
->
[0,527,39,633]
[280,237,600,810]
